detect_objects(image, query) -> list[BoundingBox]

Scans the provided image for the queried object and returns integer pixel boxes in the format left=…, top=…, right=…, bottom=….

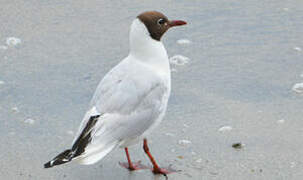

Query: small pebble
left=232, top=142, right=244, bottom=149
left=83, top=75, right=92, bottom=80
left=177, top=155, right=184, bottom=159
left=0, top=81, right=5, bottom=85
left=277, top=119, right=285, bottom=124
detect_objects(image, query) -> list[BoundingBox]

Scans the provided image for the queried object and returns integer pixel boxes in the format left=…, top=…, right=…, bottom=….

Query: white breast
left=129, top=18, right=171, bottom=77
left=74, top=18, right=172, bottom=165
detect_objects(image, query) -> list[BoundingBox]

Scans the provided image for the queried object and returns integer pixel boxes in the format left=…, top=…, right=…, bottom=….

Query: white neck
left=128, top=19, right=170, bottom=73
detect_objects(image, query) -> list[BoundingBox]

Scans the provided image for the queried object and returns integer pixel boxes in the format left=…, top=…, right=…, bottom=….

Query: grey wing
left=91, top=60, right=168, bottom=115
left=72, top=61, right=168, bottom=164
left=73, top=61, right=129, bottom=143
left=90, top=69, right=168, bottom=139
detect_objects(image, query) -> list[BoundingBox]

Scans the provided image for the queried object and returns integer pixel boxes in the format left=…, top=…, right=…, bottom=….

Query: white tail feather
left=77, top=142, right=118, bottom=165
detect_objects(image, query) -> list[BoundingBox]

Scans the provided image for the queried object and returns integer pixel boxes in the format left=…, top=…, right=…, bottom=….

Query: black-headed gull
left=44, top=11, right=186, bottom=176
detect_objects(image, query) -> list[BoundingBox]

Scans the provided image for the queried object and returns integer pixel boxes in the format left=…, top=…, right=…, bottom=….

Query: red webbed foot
left=119, top=161, right=149, bottom=171
left=152, top=164, right=180, bottom=175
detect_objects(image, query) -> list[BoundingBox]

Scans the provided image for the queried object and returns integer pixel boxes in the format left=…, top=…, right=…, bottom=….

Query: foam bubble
left=195, top=158, right=202, bottom=163
left=165, top=132, right=175, bottom=137
left=12, top=107, right=19, bottom=113
left=178, top=139, right=192, bottom=146
left=24, top=118, right=35, bottom=125
left=183, top=123, right=190, bottom=128
left=171, top=68, right=177, bottom=73
left=67, top=130, right=74, bottom=135
left=6, top=37, right=21, bottom=47
left=294, top=47, right=302, bottom=52
left=218, top=126, right=233, bottom=132
left=0, top=45, right=8, bottom=50
left=290, top=162, right=296, bottom=168
left=177, top=39, right=191, bottom=45
left=292, top=83, right=303, bottom=94
left=169, top=55, right=189, bottom=66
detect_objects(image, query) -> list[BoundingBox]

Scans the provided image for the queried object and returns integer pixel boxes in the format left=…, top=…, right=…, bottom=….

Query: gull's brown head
left=137, top=11, right=187, bottom=41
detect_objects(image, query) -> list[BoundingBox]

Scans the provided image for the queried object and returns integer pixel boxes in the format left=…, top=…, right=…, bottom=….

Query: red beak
left=168, top=20, right=187, bottom=27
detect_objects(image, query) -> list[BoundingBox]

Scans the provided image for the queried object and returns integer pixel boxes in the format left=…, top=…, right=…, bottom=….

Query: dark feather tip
left=44, top=161, right=52, bottom=168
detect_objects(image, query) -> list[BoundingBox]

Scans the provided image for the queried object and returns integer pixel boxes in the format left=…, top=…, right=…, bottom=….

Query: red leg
left=119, top=147, right=148, bottom=171
left=143, top=139, right=178, bottom=176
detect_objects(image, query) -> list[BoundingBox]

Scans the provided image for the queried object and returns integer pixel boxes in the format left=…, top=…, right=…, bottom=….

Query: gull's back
left=73, top=54, right=171, bottom=164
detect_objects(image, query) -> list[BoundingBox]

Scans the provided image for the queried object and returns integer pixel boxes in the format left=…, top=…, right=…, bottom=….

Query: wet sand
left=1, top=0, right=303, bottom=179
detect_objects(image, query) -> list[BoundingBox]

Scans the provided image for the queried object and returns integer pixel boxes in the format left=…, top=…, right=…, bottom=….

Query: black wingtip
left=44, top=149, right=73, bottom=169
left=44, top=161, right=52, bottom=168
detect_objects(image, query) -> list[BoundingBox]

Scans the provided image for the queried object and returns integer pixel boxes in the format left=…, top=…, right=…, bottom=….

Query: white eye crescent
left=157, top=18, right=165, bottom=25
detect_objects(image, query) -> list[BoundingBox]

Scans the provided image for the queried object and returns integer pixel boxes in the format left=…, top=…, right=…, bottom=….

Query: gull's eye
left=157, top=18, right=165, bottom=25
